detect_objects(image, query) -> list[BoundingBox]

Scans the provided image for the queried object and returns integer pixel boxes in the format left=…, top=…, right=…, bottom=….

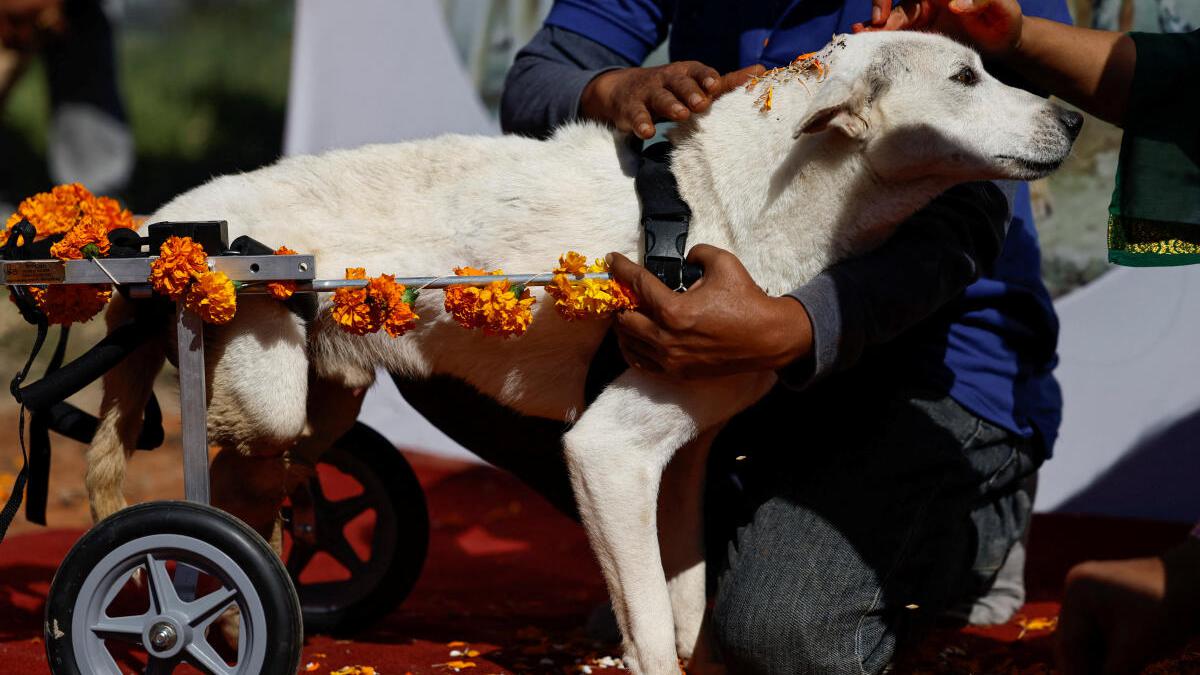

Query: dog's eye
left=951, top=66, right=979, bottom=86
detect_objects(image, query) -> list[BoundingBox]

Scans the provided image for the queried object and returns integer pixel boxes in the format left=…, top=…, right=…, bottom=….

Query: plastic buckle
left=643, top=216, right=689, bottom=291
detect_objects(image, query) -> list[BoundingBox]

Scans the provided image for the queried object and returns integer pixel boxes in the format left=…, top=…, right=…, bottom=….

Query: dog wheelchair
left=0, top=221, right=432, bottom=674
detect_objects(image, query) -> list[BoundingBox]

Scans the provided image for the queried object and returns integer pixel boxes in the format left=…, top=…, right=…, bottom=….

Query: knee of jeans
left=711, top=583, right=893, bottom=675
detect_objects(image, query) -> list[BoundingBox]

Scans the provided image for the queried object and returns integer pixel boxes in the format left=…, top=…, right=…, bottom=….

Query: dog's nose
left=1058, top=109, right=1084, bottom=141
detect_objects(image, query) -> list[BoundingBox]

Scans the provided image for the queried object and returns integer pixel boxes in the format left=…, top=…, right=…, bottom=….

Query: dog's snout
left=1056, top=108, right=1084, bottom=141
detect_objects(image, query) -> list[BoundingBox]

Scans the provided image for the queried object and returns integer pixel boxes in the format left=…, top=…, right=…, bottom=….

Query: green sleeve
left=1107, top=29, right=1200, bottom=266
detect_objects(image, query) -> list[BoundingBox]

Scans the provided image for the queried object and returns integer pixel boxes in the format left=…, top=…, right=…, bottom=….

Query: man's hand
left=852, top=0, right=1024, bottom=61
left=581, top=62, right=766, bottom=139
left=606, top=245, right=813, bottom=379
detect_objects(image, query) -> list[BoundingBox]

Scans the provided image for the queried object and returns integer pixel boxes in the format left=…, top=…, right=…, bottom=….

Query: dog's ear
left=793, top=78, right=871, bottom=140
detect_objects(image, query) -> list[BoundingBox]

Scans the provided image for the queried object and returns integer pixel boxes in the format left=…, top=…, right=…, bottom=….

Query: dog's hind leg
left=564, top=370, right=774, bottom=675
left=659, top=426, right=720, bottom=668
left=205, top=299, right=309, bottom=551
left=87, top=296, right=167, bottom=523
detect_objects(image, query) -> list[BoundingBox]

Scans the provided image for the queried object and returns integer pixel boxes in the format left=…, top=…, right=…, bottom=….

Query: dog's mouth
left=994, top=155, right=1065, bottom=179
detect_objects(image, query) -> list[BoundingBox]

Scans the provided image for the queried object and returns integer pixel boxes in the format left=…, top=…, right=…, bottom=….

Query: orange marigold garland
left=267, top=246, right=298, bottom=300
left=149, top=235, right=209, bottom=300
left=185, top=271, right=238, bottom=325
left=443, top=267, right=535, bottom=338
left=330, top=268, right=419, bottom=337
left=546, top=252, right=637, bottom=320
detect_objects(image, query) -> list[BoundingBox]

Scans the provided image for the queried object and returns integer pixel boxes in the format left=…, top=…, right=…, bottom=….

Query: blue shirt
left=545, top=0, right=1072, bottom=452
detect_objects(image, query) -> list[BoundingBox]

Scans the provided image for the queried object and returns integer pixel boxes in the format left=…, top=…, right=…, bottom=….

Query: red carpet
left=1, top=452, right=1196, bottom=674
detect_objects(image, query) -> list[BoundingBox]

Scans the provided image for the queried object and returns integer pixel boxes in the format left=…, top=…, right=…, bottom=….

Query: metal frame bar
left=175, top=304, right=210, bottom=505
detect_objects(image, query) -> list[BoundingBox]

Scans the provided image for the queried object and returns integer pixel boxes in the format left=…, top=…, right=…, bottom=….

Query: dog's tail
left=85, top=294, right=167, bottom=523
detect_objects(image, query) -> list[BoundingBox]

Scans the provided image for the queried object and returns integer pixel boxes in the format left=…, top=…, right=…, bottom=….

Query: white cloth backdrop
left=284, top=2, right=1200, bottom=520
left=1037, top=266, right=1200, bottom=522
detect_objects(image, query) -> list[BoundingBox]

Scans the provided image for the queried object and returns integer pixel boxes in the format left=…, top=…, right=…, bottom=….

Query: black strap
left=25, top=325, right=70, bottom=525
left=636, top=143, right=703, bottom=291
left=0, top=317, right=48, bottom=543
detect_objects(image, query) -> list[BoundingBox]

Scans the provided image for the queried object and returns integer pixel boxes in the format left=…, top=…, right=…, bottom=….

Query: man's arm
left=500, top=26, right=634, bottom=138
left=780, top=181, right=1009, bottom=386
left=608, top=181, right=1010, bottom=383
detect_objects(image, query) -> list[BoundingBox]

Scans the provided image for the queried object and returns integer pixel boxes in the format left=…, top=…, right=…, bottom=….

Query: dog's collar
left=637, top=142, right=702, bottom=292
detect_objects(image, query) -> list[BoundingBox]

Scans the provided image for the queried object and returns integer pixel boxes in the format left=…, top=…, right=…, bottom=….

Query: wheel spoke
left=90, top=613, right=149, bottom=644
left=187, top=638, right=236, bottom=675
left=98, top=567, right=142, bottom=616
left=327, top=533, right=367, bottom=575
left=184, top=587, right=238, bottom=628
left=144, top=554, right=179, bottom=614
left=286, top=540, right=316, bottom=578
left=144, top=655, right=179, bottom=675
left=330, top=494, right=371, bottom=524
left=309, top=475, right=330, bottom=507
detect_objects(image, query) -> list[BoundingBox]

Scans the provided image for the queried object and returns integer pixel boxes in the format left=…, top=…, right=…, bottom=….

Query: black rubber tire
left=287, top=421, right=429, bottom=634
left=44, top=500, right=303, bottom=675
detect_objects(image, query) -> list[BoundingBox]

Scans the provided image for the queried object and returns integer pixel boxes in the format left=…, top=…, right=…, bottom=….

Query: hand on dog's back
left=580, top=62, right=767, bottom=139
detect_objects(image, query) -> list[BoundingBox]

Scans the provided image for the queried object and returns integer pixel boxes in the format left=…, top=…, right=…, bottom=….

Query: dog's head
left=786, top=31, right=1081, bottom=183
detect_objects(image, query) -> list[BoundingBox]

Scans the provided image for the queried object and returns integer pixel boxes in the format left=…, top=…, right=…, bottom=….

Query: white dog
left=85, top=31, right=1079, bottom=675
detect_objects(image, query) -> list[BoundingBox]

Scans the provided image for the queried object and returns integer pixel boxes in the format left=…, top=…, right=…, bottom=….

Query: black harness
left=582, top=141, right=702, bottom=403
left=636, top=142, right=703, bottom=292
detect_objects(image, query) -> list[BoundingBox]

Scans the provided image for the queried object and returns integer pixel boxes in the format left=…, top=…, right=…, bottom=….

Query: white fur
left=87, top=32, right=1077, bottom=674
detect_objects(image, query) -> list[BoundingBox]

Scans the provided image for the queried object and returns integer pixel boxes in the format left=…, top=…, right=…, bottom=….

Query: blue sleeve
left=1021, top=0, right=1073, bottom=25
left=500, top=26, right=635, bottom=138
left=544, top=0, right=673, bottom=65
left=780, top=182, right=1011, bottom=388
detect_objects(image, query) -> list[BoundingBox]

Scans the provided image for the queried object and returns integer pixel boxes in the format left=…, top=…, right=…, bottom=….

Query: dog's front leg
left=659, top=426, right=721, bottom=671
left=564, top=369, right=774, bottom=675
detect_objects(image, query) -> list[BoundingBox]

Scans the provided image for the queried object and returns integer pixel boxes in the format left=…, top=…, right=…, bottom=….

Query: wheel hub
left=143, top=616, right=186, bottom=658
left=148, top=621, right=177, bottom=650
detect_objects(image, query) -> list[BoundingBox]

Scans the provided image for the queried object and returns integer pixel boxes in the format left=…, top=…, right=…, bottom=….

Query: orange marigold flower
left=28, top=284, right=112, bottom=325
left=444, top=267, right=535, bottom=337
left=332, top=270, right=419, bottom=337
left=546, top=254, right=637, bottom=320
left=369, top=274, right=419, bottom=337
left=185, top=271, right=238, bottom=325
left=554, top=251, right=589, bottom=277
left=80, top=195, right=135, bottom=231
left=442, top=266, right=488, bottom=328
left=1, top=182, right=93, bottom=246
left=332, top=268, right=377, bottom=335
left=150, top=236, right=208, bottom=300
left=266, top=245, right=298, bottom=300
left=49, top=214, right=111, bottom=260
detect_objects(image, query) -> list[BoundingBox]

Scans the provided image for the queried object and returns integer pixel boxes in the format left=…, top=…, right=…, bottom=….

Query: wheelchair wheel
left=283, top=421, right=429, bottom=634
left=44, top=501, right=303, bottom=675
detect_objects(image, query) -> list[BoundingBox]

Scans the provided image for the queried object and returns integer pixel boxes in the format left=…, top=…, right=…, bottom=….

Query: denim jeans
left=706, top=368, right=1040, bottom=675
